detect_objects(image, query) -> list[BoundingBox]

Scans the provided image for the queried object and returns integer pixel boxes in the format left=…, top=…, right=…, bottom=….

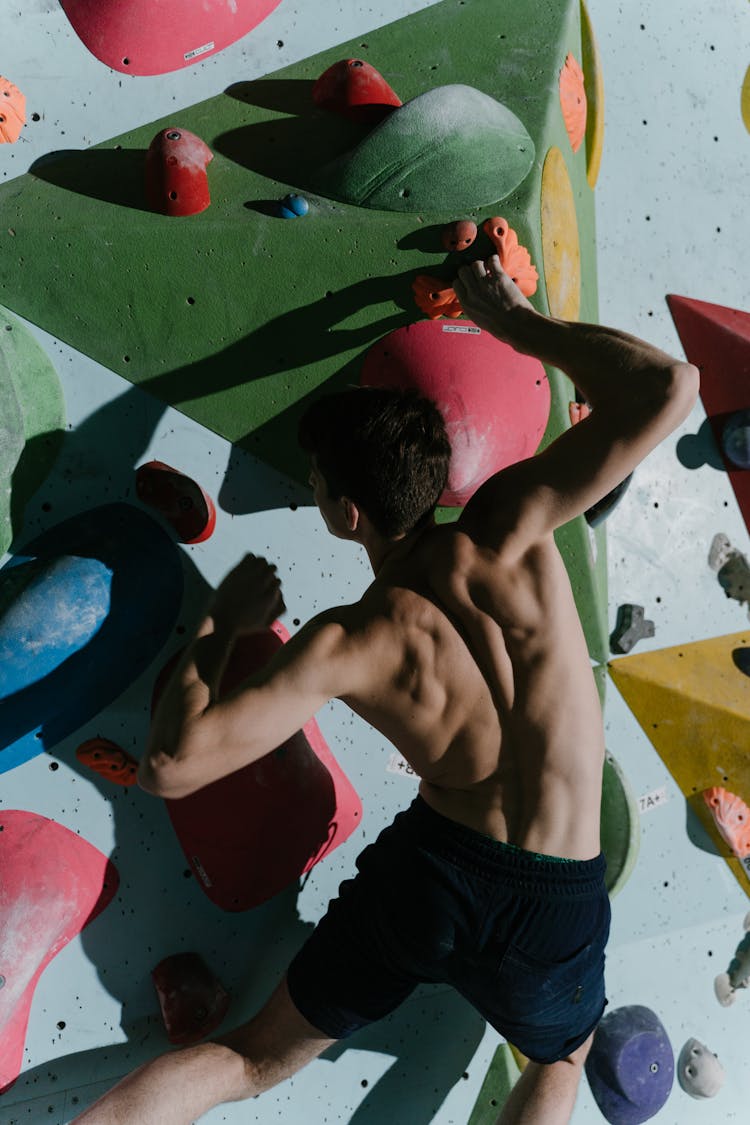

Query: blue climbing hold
left=722, top=409, right=750, bottom=470
left=277, top=192, right=309, bottom=219
left=0, top=502, right=183, bottom=774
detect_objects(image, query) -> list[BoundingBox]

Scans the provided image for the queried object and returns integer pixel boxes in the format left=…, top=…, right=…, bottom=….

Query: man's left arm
left=139, top=554, right=354, bottom=799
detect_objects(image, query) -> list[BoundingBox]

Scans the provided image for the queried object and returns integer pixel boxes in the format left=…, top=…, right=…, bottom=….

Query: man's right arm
left=452, top=256, right=700, bottom=556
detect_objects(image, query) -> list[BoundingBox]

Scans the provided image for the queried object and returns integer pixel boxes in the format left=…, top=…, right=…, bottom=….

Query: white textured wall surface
left=1, top=0, right=749, bottom=1122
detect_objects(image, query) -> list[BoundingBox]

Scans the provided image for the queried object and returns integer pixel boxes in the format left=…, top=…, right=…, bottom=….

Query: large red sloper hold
left=152, top=624, right=362, bottom=912
left=667, top=294, right=750, bottom=534
left=59, top=0, right=283, bottom=76
left=361, top=319, right=550, bottom=508
left=312, top=58, right=402, bottom=124
left=0, top=811, right=119, bottom=1094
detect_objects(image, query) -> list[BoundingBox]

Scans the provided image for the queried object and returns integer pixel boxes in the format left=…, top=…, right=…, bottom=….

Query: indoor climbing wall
left=1, top=2, right=749, bottom=1125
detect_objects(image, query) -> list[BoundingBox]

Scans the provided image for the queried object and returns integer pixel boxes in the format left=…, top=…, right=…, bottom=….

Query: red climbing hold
left=135, top=460, right=216, bottom=543
left=312, top=58, right=402, bottom=125
left=76, top=737, right=139, bottom=786
left=152, top=952, right=230, bottom=1045
left=145, top=128, right=213, bottom=217
left=441, top=220, right=478, bottom=253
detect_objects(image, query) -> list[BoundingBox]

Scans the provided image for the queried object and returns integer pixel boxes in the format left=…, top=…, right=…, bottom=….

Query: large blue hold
left=585, top=1004, right=674, bottom=1124
left=0, top=503, right=184, bottom=774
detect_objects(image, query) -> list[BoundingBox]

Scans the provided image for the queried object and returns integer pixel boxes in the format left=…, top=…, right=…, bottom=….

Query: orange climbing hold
left=559, top=52, right=587, bottom=153
left=412, top=275, right=463, bottom=320
left=703, top=787, right=750, bottom=859
left=0, top=77, right=26, bottom=144
left=482, top=218, right=539, bottom=296
left=76, top=737, right=139, bottom=786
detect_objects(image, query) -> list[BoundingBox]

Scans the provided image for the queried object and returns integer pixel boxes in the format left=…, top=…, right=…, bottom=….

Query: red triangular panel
left=667, top=294, right=750, bottom=533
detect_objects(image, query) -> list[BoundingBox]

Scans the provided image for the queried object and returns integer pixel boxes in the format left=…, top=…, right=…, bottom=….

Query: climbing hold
left=585, top=1005, right=674, bottom=1124
left=609, top=604, right=655, bottom=655
left=58, top=0, right=283, bottom=76
left=580, top=0, right=605, bottom=187
left=151, top=952, right=230, bottom=1045
left=721, top=409, right=750, bottom=469
left=715, top=913, right=750, bottom=1006
left=312, top=58, right=401, bottom=125
left=145, top=128, right=213, bottom=217
left=313, top=85, right=535, bottom=214
left=0, top=305, right=65, bottom=560
left=482, top=217, right=538, bottom=296
left=441, top=220, right=477, bottom=252
left=276, top=192, right=309, bottom=219
left=361, top=319, right=550, bottom=508
left=0, top=503, right=183, bottom=775
left=135, top=460, right=216, bottom=543
left=76, top=737, right=139, bottom=786
left=0, top=810, right=118, bottom=1094
left=676, top=1038, right=725, bottom=1099
left=667, top=294, right=750, bottom=536
left=702, top=787, right=750, bottom=859
left=541, top=146, right=581, bottom=319
left=0, top=77, right=26, bottom=144
left=708, top=532, right=750, bottom=616
left=559, top=52, right=587, bottom=153
left=153, top=622, right=362, bottom=911
left=412, top=275, right=462, bottom=320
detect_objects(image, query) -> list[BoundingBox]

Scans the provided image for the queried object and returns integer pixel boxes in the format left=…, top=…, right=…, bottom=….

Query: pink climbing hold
left=152, top=952, right=231, bottom=1044
left=145, top=128, right=213, bottom=217
left=0, top=810, right=118, bottom=1094
left=135, top=460, right=216, bottom=543
left=312, top=58, right=402, bottom=125
left=361, top=319, right=550, bottom=507
left=702, top=787, right=750, bottom=859
left=58, top=0, right=283, bottom=76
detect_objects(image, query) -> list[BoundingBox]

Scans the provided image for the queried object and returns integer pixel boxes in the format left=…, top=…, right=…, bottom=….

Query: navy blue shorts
left=287, top=796, right=611, bottom=1064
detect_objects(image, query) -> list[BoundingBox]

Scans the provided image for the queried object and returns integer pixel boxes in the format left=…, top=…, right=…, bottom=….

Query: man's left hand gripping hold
left=140, top=553, right=354, bottom=799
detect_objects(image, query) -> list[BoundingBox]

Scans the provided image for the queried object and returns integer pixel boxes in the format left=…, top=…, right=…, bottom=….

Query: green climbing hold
left=0, top=306, right=65, bottom=558
left=312, top=84, right=535, bottom=213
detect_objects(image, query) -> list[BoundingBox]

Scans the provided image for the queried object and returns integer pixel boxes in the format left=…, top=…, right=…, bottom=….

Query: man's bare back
left=335, top=520, right=604, bottom=860
left=75, top=256, right=699, bottom=1125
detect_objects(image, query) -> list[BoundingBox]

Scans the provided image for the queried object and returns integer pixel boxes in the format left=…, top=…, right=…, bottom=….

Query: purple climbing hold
left=585, top=1004, right=674, bottom=1124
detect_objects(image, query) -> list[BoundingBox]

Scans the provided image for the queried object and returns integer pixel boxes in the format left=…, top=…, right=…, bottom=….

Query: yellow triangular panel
left=609, top=632, right=750, bottom=895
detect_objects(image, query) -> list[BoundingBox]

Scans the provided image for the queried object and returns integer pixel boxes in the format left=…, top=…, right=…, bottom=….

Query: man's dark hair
left=298, top=386, right=452, bottom=539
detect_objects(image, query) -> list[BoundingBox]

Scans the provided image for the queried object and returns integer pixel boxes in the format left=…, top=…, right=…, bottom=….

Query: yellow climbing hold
left=742, top=63, right=750, bottom=134
left=580, top=0, right=605, bottom=187
left=540, top=146, right=581, bottom=321
left=609, top=631, right=750, bottom=896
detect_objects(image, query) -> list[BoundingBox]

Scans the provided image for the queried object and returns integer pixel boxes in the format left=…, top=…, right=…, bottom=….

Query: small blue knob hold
left=722, top=409, right=750, bottom=470
left=277, top=193, right=309, bottom=219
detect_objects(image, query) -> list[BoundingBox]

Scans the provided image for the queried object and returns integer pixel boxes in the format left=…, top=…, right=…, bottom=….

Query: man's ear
left=342, top=498, right=360, bottom=533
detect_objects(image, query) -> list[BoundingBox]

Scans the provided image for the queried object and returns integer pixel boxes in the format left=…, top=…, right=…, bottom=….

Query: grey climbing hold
left=708, top=533, right=750, bottom=617
left=677, top=1038, right=725, bottom=1099
left=609, top=604, right=655, bottom=655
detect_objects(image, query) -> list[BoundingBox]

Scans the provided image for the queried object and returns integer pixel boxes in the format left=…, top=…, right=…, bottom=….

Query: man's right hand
left=211, top=553, right=286, bottom=636
left=453, top=255, right=537, bottom=348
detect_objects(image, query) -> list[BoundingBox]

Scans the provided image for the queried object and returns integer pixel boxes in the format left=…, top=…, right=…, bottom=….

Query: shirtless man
left=73, top=257, right=698, bottom=1125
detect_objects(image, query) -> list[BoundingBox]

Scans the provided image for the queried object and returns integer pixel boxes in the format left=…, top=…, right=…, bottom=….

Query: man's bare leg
left=72, top=978, right=335, bottom=1125
left=496, top=1034, right=593, bottom=1125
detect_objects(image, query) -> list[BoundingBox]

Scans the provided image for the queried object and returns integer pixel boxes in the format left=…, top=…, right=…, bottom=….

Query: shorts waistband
left=402, top=796, right=607, bottom=898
